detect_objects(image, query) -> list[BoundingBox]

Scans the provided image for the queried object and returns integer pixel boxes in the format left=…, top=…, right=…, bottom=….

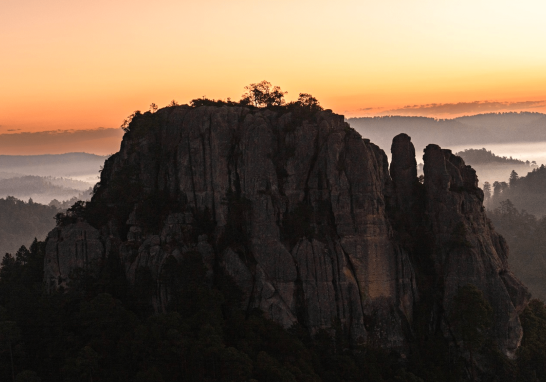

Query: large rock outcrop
left=43, top=106, right=528, bottom=356
left=422, top=144, right=528, bottom=356
left=389, top=134, right=529, bottom=357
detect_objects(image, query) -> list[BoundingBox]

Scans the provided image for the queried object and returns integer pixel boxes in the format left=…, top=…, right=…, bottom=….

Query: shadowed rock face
left=43, top=106, right=528, bottom=356
left=422, top=144, right=529, bottom=357
left=44, top=222, right=104, bottom=292
left=389, top=134, right=529, bottom=357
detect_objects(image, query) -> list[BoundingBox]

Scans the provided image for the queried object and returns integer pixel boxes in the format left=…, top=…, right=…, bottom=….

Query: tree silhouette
left=149, top=103, right=158, bottom=113
left=499, top=199, right=517, bottom=216
left=483, top=181, right=491, bottom=200
left=294, top=93, right=322, bottom=111
left=509, top=170, right=519, bottom=187
left=240, top=81, right=287, bottom=107
left=120, top=111, right=141, bottom=132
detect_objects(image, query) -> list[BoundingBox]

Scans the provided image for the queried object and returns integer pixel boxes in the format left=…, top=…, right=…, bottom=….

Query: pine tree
left=483, top=182, right=491, bottom=200
left=509, top=170, right=519, bottom=187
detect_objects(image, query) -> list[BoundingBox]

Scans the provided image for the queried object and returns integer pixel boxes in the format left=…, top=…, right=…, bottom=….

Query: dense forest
left=0, top=197, right=59, bottom=259
left=453, top=149, right=536, bottom=185
left=2, top=234, right=546, bottom=381
left=484, top=165, right=546, bottom=303
left=488, top=200, right=546, bottom=301
left=486, top=165, right=546, bottom=217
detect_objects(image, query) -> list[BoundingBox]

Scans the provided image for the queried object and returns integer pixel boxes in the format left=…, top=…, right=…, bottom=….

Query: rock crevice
left=43, top=106, right=528, bottom=355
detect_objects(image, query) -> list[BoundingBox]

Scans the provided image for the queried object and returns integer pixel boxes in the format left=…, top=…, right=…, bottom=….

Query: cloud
left=377, top=100, right=546, bottom=117
left=7, top=129, right=21, bottom=132
left=0, top=128, right=124, bottom=155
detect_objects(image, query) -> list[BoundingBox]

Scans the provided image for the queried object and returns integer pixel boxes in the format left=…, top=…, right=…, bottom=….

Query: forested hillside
left=0, top=197, right=59, bottom=258
left=0, top=176, right=92, bottom=205
left=456, top=148, right=534, bottom=166
left=486, top=165, right=546, bottom=216
left=455, top=148, right=536, bottom=185
left=2, top=235, right=546, bottom=381
left=488, top=200, right=546, bottom=301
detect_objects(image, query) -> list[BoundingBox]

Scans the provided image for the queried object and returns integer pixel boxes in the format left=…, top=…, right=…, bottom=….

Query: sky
left=1, top=0, right=546, bottom=154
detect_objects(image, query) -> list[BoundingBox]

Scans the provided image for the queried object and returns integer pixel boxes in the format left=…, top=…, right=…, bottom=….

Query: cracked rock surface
left=43, top=106, right=528, bottom=355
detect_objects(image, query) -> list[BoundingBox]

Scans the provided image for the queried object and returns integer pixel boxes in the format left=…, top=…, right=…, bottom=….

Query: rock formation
left=43, top=105, right=529, bottom=357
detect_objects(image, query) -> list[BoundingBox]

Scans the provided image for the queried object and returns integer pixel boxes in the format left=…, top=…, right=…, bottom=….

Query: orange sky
left=1, top=0, right=546, bottom=154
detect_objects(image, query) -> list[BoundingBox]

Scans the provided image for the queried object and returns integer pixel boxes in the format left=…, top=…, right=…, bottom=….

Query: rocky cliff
left=43, top=105, right=529, bottom=358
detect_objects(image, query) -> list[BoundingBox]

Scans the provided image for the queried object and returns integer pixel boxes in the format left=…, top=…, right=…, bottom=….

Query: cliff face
left=390, top=135, right=530, bottom=357
left=43, top=106, right=528, bottom=356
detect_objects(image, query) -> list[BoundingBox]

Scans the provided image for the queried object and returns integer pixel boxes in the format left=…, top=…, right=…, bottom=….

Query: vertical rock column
left=422, top=144, right=529, bottom=357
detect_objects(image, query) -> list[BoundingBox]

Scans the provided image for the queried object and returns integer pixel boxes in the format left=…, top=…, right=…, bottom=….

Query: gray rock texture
left=422, top=144, right=529, bottom=357
left=44, top=221, right=104, bottom=292
left=43, top=106, right=528, bottom=356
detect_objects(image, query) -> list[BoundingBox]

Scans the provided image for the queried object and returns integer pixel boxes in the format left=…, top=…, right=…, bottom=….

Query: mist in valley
left=0, top=153, right=104, bottom=258
left=350, top=111, right=546, bottom=183
left=0, top=152, right=107, bottom=181
left=0, top=152, right=105, bottom=203
left=350, top=112, right=546, bottom=301
left=3, top=112, right=546, bottom=303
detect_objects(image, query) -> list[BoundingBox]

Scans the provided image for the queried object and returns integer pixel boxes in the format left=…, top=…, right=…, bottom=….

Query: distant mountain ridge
left=0, top=175, right=92, bottom=205
left=348, top=112, right=546, bottom=156
left=455, top=148, right=534, bottom=166
left=0, top=152, right=107, bottom=167
left=0, top=152, right=107, bottom=180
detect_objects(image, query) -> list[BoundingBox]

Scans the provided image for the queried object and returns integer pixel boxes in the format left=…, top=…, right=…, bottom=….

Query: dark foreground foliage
left=0, top=237, right=425, bottom=382
left=0, top=196, right=60, bottom=259
left=2, top=236, right=546, bottom=381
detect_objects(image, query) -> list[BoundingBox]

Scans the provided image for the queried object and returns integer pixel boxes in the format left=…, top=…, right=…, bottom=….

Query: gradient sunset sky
left=2, top=0, right=546, bottom=154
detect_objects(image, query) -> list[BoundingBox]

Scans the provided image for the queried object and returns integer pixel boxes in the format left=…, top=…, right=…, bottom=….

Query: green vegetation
left=3, top=234, right=533, bottom=381
left=0, top=236, right=432, bottom=382
left=123, top=82, right=325, bottom=134
left=487, top=164, right=546, bottom=216
left=241, top=80, right=287, bottom=107
left=517, top=299, right=546, bottom=381
left=0, top=196, right=59, bottom=260
left=488, top=199, right=546, bottom=301
left=120, top=110, right=141, bottom=133
left=456, top=148, right=534, bottom=166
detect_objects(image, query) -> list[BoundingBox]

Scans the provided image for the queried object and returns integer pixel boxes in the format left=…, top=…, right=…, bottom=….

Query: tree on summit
left=293, top=93, right=322, bottom=113
left=240, top=81, right=287, bottom=107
